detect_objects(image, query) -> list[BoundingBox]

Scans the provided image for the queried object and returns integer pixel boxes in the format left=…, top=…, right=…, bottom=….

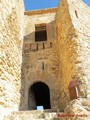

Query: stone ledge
left=24, top=8, right=57, bottom=16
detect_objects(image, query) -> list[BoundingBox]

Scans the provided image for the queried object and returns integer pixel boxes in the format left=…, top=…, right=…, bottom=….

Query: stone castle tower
left=23, top=8, right=60, bottom=110
left=0, top=0, right=90, bottom=119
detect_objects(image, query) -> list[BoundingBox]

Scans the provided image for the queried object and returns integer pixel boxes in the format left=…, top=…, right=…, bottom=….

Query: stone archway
left=28, top=82, right=51, bottom=110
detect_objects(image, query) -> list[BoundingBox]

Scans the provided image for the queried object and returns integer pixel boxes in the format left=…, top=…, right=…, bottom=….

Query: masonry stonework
left=0, top=0, right=90, bottom=120
left=56, top=0, right=79, bottom=110
left=0, top=0, right=24, bottom=119
left=21, top=8, right=60, bottom=110
left=56, top=0, right=90, bottom=119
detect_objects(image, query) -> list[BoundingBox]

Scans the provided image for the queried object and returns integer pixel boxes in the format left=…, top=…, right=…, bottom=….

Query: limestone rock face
left=64, top=98, right=90, bottom=120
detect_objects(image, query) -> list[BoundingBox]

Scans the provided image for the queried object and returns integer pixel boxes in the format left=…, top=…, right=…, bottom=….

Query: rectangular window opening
left=35, top=24, right=47, bottom=42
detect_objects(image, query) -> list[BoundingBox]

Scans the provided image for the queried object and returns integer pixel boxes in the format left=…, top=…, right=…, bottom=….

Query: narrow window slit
left=75, top=11, right=78, bottom=18
left=42, top=62, right=45, bottom=70
left=50, top=42, right=52, bottom=47
left=37, top=43, right=38, bottom=50
left=43, top=43, right=45, bottom=49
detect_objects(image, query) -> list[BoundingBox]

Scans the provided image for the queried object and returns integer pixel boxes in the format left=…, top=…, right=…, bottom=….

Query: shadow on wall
left=21, top=32, right=54, bottom=52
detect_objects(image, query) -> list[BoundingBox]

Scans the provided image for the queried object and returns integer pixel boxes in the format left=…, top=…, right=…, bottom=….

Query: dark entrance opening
left=35, top=24, right=47, bottom=42
left=28, top=82, right=51, bottom=110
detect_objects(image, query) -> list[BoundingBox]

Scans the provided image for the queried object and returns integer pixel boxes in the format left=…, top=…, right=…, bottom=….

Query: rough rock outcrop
left=65, top=98, right=90, bottom=120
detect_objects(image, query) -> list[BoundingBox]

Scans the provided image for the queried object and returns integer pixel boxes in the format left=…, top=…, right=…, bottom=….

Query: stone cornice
left=24, top=7, right=57, bottom=16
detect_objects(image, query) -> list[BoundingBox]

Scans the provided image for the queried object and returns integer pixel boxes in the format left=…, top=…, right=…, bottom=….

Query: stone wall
left=67, top=0, right=90, bottom=99
left=0, top=0, right=24, bottom=119
left=56, top=0, right=90, bottom=116
left=21, top=9, right=60, bottom=110
left=0, top=0, right=90, bottom=119
left=56, top=0, right=78, bottom=110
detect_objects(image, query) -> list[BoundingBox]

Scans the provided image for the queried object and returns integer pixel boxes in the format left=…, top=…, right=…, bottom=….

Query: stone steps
left=4, top=109, right=63, bottom=120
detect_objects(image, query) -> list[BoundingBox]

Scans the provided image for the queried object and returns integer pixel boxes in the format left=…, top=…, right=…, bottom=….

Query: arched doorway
left=28, top=82, right=51, bottom=110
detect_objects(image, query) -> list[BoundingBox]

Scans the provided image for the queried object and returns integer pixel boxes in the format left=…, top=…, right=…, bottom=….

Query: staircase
left=4, top=109, right=63, bottom=120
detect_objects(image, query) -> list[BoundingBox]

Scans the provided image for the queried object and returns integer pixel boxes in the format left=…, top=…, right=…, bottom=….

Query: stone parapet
left=24, top=8, right=57, bottom=16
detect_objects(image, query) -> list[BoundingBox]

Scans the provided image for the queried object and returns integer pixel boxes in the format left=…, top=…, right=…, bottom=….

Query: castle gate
left=28, top=82, right=51, bottom=110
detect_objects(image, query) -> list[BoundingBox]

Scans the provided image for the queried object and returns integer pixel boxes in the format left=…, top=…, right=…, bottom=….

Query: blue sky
left=83, top=0, right=90, bottom=6
left=24, top=0, right=59, bottom=10
left=24, top=0, right=90, bottom=11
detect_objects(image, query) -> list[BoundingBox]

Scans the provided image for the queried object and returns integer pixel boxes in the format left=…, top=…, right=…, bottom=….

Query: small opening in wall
left=42, top=62, right=45, bottom=70
left=43, top=43, right=45, bottom=49
left=75, top=10, right=78, bottom=18
left=35, top=24, right=47, bottom=42
left=50, top=42, right=52, bottom=47
left=37, top=43, right=38, bottom=50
